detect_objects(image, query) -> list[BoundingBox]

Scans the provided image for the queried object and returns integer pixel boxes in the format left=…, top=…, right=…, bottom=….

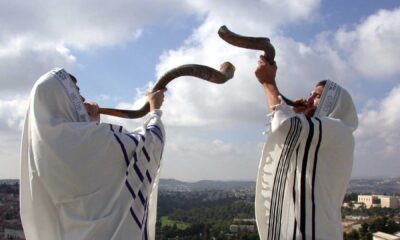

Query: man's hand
left=292, top=98, right=308, bottom=113
left=255, top=55, right=280, bottom=112
left=84, top=102, right=100, bottom=123
left=255, top=55, right=277, bottom=86
left=147, top=89, right=167, bottom=111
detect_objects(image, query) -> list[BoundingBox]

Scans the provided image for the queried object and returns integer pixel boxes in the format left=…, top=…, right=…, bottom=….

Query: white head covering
left=256, top=80, right=357, bottom=240
left=20, top=68, right=165, bottom=240
left=314, top=80, right=358, bottom=130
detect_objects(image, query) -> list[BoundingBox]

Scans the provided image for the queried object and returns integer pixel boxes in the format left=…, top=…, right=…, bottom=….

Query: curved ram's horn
left=218, top=25, right=303, bottom=107
left=99, top=62, right=235, bottom=119
left=218, top=25, right=275, bottom=65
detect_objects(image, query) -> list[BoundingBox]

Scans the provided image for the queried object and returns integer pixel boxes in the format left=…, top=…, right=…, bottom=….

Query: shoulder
left=270, top=102, right=299, bottom=132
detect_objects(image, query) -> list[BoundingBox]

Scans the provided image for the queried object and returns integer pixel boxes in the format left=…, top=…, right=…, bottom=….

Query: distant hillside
left=347, top=177, right=400, bottom=194
left=159, top=178, right=255, bottom=192
left=0, top=179, right=19, bottom=185
left=159, top=177, right=400, bottom=194
left=2, top=177, right=399, bottom=194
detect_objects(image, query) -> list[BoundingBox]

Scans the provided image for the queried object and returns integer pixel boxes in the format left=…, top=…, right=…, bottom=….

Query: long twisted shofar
left=218, top=25, right=302, bottom=107
left=99, top=62, right=235, bottom=118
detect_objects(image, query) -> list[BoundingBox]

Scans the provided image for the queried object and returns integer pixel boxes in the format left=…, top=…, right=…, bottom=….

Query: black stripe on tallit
left=311, top=118, right=322, bottom=240
left=274, top=118, right=302, bottom=239
left=267, top=118, right=296, bottom=239
left=300, top=117, right=314, bottom=239
left=291, top=145, right=300, bottom=239
left=293, top=145, right=300, bottom=202
left=268, top=117, right=302, bottom=240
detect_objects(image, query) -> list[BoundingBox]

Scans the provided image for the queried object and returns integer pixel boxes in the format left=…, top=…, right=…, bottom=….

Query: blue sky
left=1, top=0, right=399, bottom=181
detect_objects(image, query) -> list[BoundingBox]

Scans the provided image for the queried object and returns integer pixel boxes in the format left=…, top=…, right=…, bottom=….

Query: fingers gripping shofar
left=218, top=25, right=302, bottom=107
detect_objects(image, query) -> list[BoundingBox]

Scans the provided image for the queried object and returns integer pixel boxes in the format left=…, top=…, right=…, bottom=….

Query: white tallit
left=255, top=81, right=358, bottom=240
left=20, top=68, right=165, bottom=240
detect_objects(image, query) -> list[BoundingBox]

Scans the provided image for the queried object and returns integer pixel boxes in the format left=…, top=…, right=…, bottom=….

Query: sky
left=1, top=0, right=399, bottom=181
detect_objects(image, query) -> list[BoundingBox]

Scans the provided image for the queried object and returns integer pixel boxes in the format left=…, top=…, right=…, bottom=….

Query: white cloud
left=0, top=0, right=192, bottom=93
left=0, top=96, right=29, bottom=132
left=160, top=128, right=264, bottom=181
left=187, top=0, right=320, bottom=31
left=353, top=84, right=400, bottom=177
left=0, top=0, right=189, bottom=49
left=0, top=96, right=29, bottom=179
left=335, top=8, right=400, bottom=79
left=0, top=42, right=76, bottom=93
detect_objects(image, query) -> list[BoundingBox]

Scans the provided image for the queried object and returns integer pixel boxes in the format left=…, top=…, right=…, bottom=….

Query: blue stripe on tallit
left=146, top=170, right=152, bottom=183
left=148, top=128, right=163, bottom=143
left=138, top=191, right=146, bottom=206
left=134, top=164, right=144, bottom=182
left=138, top=134, right=145, bottom=141
left=130, top=207, right=142, bottom=229
left=148, top=125, right=163, bottom=137
left=134, top=133, right=150, bottom=162
left=125, top=134, right=139, bottom=146
left=125, top=180, right=136, bottom=199
left=113, top=133, right=130, bottom=166
left=142, top=147, right=150, bottom=162
left=143, top=203, right=149, bottom=240
left=110, top=122, right=163, bottom=239
left=147, top=125, right=163, bottom=139
left=112, top=126, right=143, bottom=231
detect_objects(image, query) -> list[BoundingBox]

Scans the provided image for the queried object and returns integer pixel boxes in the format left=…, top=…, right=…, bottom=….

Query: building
left=358, top=195, right=400, bottom=209
left=373, top=231, right=400, bottom=240
left=4, top=227, right=25, bottom=239
left=229, top=218, right=256, bottom=233
left=358, top=195, right=380, bottom=208
left=380, top=196, right=399, bottom=208
left=229, top=224, right=256, bottom=233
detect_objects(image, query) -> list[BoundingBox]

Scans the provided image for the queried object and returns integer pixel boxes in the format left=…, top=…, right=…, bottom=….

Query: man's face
left=70, top=77, right=86, bottom=102
left=303, top=85, right=324, bottom=117
left=307, top=85, right=324, bottom=107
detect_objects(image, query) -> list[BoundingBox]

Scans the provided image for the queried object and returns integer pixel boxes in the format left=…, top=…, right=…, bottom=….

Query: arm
left=146, top=89, right=167, bottom=143
left=254, top=55, right=280, bottom=112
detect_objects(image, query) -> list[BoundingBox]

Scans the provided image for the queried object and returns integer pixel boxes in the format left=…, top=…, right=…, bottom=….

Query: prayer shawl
left=20, top=68, right=165, bottom=240
left=255, top=81, right=358, bottom=240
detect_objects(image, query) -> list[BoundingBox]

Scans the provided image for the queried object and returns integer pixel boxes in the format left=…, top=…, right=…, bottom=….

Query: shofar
left=218, top=25, right=303, bottom=107
left=99, top=62, right=235, bottom=118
